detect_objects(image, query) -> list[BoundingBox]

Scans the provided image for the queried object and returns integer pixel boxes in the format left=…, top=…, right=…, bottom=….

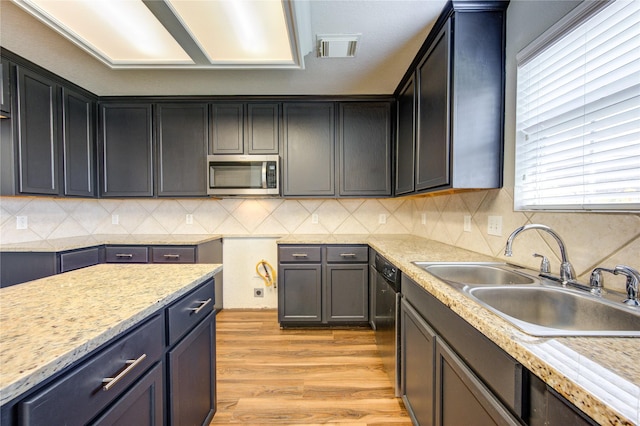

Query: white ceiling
left=0, top=0, right=447, bottom=96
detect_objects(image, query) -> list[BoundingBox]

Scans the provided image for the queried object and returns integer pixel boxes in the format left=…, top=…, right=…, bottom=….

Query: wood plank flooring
left=210, top=309, right=412, bottom=425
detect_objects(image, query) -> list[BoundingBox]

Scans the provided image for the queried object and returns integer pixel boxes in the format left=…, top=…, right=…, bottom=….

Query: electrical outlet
left=111, top=214, right=119, bottom=225
left=311, top=213, right=319, bottom=224
left=16, top=216, right=28, bottom=230
left=379, top=214, right=387, bottom=224
left=464, top=215, right=472, bottom=232
left=253, top=288, right=264, bottom=298
left=421, top=213, right=427, bottom=225
left=186, top=214, right=194, bottom=225
left=487, top=215, right=503, bottom=236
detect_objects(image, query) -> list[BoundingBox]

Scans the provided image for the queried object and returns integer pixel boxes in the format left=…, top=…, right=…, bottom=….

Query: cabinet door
left=16, top=66, right=60, bottom=195
left=1, top=58, right=11, bottom=115
left=324, top=264, right=368, bottom=323
left=100, top=103, right=153, bottom=196
left=435, top=339, right=519, bottom=426
left=396, top=77, right=416, bottom=195
left=247, top=103, right=279, bottom=154
left=338, top=102, right=391, bottom=196
left=401, top=297, right=436, bottom=426
left=156, top=103, right=208, bottom=196
left=92, top=362, right=164, bottom=426
left=210, top=103, right=243, bottom=154
left=416, top=23, right=450, bottom=191
left=168, top=310, right=216, bottom=426
left=278, top=264, right=322, bottom=323
left=62, top=88, right=96, bottom=197
left=282, top=103, right=335, bottom=196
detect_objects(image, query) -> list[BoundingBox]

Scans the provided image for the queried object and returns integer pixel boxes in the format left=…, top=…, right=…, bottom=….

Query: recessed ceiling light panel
left=13, top=0, right=193, bottom=65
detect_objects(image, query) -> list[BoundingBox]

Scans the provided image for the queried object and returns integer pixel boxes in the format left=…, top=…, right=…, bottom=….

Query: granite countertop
left=0, top=263, right=221, bottom=406
left=0, top=234, right=223, bottom=252
left=279, top=234, right=640, bottom=425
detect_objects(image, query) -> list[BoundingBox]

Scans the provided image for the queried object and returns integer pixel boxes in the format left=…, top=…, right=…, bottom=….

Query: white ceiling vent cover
left=317, top=34, right=360, bottom=58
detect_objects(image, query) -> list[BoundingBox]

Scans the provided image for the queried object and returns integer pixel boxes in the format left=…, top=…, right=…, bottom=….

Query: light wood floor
left=210, top=309, right=412, bottom=426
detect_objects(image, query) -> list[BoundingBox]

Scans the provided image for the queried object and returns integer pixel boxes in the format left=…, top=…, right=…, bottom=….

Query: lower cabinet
left=168, top=310, right=216, bottom=425
left=5, top=278, right=216, bottom=426
left=278, top=244, right=368, bottom=326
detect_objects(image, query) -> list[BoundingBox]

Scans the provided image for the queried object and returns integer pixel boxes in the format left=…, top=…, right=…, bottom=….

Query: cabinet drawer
left=59, top=247, right=100, bottom=273
left=151, top=247, right=196, bottom=263
left=325, top=245, right=368, bottom=263
left=19, top=315, right=164, bottom=426
left=105, top=246, right=148, bottom=263
left=278, top=246, right=322, bottom=263
left=167, top=279, right=215, bottom=346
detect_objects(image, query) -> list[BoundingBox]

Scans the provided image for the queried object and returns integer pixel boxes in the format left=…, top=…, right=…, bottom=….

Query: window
left=515, top=0, right=639, bottom=211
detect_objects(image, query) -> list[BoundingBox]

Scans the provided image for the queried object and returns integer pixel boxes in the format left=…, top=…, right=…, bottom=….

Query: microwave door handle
left=261, top=162, right=267, bottom=189
left=209, top=166, right=215, bottom=188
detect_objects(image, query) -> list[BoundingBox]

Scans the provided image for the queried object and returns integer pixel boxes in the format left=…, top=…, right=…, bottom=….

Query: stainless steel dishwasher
left=371, top=252, right=401, bottom=396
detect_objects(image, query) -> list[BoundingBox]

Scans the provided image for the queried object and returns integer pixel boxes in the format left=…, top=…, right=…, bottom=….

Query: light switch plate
left=487, top=215, right=503, bottom=236
left=464, top=215, right=472, bottom=232
left=16, top=216, right=28, bottom=230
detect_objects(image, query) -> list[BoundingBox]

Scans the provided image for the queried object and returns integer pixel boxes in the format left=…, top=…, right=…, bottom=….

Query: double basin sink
left=413, top=262, right=640, bottom=337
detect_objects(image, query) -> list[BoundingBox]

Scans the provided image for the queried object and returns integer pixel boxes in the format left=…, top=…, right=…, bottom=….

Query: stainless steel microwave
left=207, top=155, right=279, bottom=196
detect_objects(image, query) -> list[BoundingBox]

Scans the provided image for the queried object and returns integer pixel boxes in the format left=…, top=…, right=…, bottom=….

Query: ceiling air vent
left=317, top=34, right=360, bottom=58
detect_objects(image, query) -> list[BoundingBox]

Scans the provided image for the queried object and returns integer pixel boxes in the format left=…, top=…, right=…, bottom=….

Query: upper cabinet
left=99, top=103, right=153, bottom=197
left=338, top=102, right=391, bottom=197
left=62, top=88, right=96, bottom=197
left=282, top=102, right=335, bottom=197
left=395, top=2, right=507, bottom=195
left=1, top=58, right=11, bottom=117
left=156, top=103, right=208, bottom=197
left=210, top=103, right=279, bottom=155
left=282, top=101, right=392, bottom=198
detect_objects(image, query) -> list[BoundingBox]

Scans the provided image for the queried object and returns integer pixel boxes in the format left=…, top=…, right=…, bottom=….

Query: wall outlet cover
left=311, top=213, right=319, bottom=224
left=379, top=214, right=387, bottom=224
left=253, top=288, right=264, bottom=298
left=487, top=215, right=503, bottom=236
left=464, top=215, right=472, bottom=232
left=111, top=214, right=119, bottom=225
left=16, top=216, right=28, bottom=230
left=421, top=213, right=427, bottom=225
left=186, top=214, right=194, bottom=225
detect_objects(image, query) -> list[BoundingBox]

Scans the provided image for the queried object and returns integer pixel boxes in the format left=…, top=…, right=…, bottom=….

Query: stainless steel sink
left=467, top=286, right=640, bottom=337
left=412, top=261, right=640, bottom=337
left=413, top=262, right=536, bottom=286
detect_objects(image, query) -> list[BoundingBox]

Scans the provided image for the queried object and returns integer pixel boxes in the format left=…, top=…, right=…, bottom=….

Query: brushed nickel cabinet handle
left=189, top=298, right=212, bottom=315
left=163, top=254, right=180, bottom=259
left=102, top=353, right=147, bottom=391
left=340, top=253, right=357, bottom=257
left=291, top=253, right=308, bottom=258
left=116, top=253, right=134, bottom=259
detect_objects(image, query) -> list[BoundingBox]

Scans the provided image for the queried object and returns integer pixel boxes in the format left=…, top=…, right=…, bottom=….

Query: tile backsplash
left=1, top=188, right=638, bottom=292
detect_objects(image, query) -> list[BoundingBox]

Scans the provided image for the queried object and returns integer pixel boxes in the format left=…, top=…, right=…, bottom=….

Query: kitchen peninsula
left=0, top=262, right=221, bottom=425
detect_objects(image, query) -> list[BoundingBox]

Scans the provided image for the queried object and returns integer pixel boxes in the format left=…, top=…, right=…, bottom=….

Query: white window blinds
left=515, top=0, right=640, bottom=211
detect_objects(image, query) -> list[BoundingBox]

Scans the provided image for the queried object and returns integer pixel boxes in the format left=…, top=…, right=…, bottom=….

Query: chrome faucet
left=504, top=224, right=576, bottom=284
left=591, top=265, right=640, bottom=306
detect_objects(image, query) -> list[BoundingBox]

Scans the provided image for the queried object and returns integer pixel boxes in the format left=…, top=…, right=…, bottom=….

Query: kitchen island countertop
left=0, top=263, right=221, bottom=406
left=279, top=234, right=640, bottom=426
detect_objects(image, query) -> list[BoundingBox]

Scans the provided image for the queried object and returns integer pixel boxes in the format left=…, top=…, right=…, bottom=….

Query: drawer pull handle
left=163, top=254, right=180, bottom=259
left=291, top=253, right=308, bottom=258
left=340, top=253, right=357, bottom=257
left=116, top=253, right=134, bottom=259
left=102, top=353, right=147, bottom=391
left=189, top=298, right=212, bottom=315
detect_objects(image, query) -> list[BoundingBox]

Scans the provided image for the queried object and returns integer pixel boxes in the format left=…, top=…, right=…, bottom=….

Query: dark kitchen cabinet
left=16, top=66, right=59, bottom=195
left=278, top=244, right=369, bottom=326
left=168, top=310, right=216, bottom=425
left=1, top=58, right=11, bottom=116
left=395, top=77, right=415, bottom=195
left=401, top=275, right=523, bottom=425
left=156, top=103, right=208, bottom=196
left=416, top=23, right=450, bottom=191
left=62, top=87, right=96, bottom=197
left=395, top=3, right=506, bottom=195
left=338, top=102, right=391, bottom=196
left=210, top=103, right=279, bottom=155
left=99, top=103, right=153, bottom=197
left=282, top=103, right=335, bottom=196
left=92, top=362, right=164, bottom=426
